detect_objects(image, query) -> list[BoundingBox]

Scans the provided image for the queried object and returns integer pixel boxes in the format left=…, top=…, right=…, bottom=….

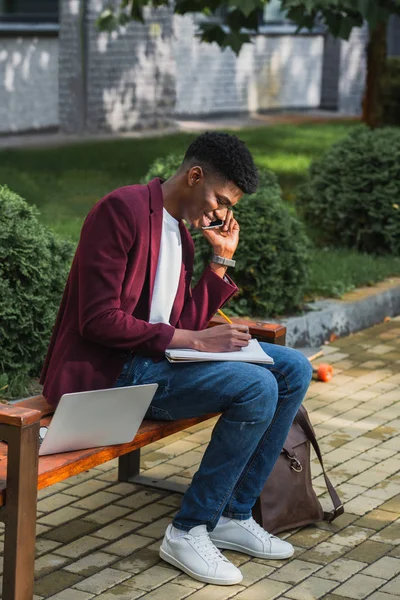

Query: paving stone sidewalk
left=5, top=318, right=400, bottom=600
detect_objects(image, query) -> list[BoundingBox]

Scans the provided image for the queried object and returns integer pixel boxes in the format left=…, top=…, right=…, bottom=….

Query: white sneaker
left=209, top=516, right=294, bottom=559
left=159, top=524, right=243, bottom=585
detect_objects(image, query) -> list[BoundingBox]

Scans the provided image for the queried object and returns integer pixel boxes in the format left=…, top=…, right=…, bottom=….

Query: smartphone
left=202, top=219, right=224, bottom=230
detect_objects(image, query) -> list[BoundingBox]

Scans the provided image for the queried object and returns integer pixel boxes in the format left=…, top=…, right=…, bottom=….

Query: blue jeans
left=115, top=342, right=312, bottom=532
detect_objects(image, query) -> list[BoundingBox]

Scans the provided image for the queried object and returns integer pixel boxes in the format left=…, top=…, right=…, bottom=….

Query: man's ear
left=187, top=166, right=204, bottom=187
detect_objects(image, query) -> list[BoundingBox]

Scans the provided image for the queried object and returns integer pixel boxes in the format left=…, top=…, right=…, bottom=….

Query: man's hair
left=183, top=131, right=258, bottom=194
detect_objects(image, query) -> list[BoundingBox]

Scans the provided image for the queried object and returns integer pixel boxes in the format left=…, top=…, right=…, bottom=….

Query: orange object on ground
left=314, top=363, right=334, bottom=382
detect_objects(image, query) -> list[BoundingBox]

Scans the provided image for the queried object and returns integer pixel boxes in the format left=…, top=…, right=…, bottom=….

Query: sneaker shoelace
left=241, top=517, right=276, bottom=541
left=192, top=531, right=229, bottom=563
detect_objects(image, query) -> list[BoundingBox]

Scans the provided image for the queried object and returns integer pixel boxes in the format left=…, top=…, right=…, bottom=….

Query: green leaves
left=96, top=0, right=400, bottom=53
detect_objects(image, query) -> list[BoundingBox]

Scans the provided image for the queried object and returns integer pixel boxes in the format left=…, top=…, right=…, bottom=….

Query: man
left=41, top=132, right=312, bottom=586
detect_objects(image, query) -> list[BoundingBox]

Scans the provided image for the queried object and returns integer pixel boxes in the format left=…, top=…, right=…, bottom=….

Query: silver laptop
left=39, top=383, right=158, bottom=456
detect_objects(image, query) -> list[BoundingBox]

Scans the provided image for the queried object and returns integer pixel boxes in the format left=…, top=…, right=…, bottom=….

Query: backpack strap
left=295, top=407, right=344, bottom=522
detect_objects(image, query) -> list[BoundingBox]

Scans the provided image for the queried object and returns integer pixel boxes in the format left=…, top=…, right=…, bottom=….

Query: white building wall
left=174, top=16, right=324, bottom=116
left=338, top=24, right=368, bottom=115
left=0, top=36, right=58, bottom=133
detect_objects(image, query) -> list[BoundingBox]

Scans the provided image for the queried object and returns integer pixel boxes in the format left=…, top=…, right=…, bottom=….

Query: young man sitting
left=40, top=132, right=312, bottom=586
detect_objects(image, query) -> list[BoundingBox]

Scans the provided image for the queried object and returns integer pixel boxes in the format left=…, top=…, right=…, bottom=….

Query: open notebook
left=165, top=338, right=274, bottom=364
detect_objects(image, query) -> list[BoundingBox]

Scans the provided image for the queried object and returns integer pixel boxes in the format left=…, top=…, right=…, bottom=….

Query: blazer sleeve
left=176, top=264, right=238, bottom=330
left=77, top=195, right=175, bottom=356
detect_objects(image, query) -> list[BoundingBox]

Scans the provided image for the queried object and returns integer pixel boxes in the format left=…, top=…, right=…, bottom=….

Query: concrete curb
left=273, top=281, right=400, bottom=348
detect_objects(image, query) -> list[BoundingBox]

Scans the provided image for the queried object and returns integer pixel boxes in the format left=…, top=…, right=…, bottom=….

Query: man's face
left=184, top=166, right=243, bottom=229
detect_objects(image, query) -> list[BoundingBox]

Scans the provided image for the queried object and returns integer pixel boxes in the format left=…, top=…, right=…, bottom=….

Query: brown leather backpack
left=253, top=405, right=344, bottom=534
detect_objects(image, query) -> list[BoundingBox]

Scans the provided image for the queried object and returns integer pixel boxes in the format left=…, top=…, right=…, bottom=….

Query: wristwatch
left=211, top=254, right=236, bottom=268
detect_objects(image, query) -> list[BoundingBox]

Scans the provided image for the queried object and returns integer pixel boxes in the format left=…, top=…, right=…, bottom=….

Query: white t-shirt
left=149, top=208, right=182, bottom=325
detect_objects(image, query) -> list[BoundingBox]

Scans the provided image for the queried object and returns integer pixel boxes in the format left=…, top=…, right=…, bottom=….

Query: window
left=263, top=0, right=289, bottom=24
left=0, top=0, right=59, bottom=24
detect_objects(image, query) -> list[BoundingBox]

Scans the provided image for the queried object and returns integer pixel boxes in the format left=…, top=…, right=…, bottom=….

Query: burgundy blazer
left=40, top=178, right=238, bottom=407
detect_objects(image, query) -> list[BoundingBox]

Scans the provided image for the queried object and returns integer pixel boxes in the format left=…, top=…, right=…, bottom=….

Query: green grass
left=1, top=120, right=399, bottom=303
left=307, top=248, right=400, bottom=300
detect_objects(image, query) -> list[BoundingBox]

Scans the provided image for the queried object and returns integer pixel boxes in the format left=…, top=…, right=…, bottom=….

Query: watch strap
left=211, top=254, right=236, bottom=268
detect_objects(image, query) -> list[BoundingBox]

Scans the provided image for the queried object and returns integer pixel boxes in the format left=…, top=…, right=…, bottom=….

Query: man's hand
left=168, top=324, right=251, bottom=353
left=201, top=210, right=239, bottom=259
left=193, top=324, right=251, bottom=352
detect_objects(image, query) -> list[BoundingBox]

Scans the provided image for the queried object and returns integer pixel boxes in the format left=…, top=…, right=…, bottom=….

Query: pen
left=217, top=308, right=233, bottom=324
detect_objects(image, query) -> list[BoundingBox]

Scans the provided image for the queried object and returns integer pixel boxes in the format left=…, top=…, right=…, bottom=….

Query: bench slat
left=0, top=396, right=218, bottom=506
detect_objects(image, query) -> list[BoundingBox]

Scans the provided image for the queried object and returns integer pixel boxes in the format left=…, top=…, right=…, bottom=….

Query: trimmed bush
left=143, top=156, right=310, bottom=316
left=296, top=126, right=400, bottom=255
left=382, top=58, right=400, bottom=126
left=0, top=185, right=73, bottom=396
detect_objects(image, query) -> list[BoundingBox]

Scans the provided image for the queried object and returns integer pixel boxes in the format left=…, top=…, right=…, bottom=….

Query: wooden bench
left=0, top=320, right=285, bottom=600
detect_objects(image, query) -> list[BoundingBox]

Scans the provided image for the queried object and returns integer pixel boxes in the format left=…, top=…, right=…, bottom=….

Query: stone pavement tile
left=233, top=579, right=290, bottom=600
left=74, top=567, right=131, bottom=594
left=116, top=490, right=163, bottom=510
left=113, top=547, right=161, bottom=574
left=37, top=493, right=77, bottom=513
left=167, top=449, right=205, bottom=468
left=64, top=551, right=117, bottom=576
left=363, top=556, right=400, bottom=579
left=137, top=581, right=202, bottom=599
left=388, top=545, right=400, bottom=557
left=35, top=538, right=62, bottom=557
left=184, top=585, right=246, bottom=599
left=104, top=533, right=154, bottom=557
left=54, top=535, right=106, bottom=558
left=37, top=482, right=70, bottom=500
left=333, top=573, right=387, bottom=599
left=299, top=542, right=347, bottom=565
left=38, top=506, right=87, bottom=527
left=323, top=448, right=360, bottom=466
left=361, top=445, right=399, bottom=464
left=123, top=564, right=179, bottom=591
left=345, top=541, right=395, bottom=563
left=95, top=469, right=118, bottom=483
left=34, top=570, right=83, bottom=597
left=238, top=561, right=275, bottom=585
left=67, top=479, right=111, bottom=498
left=354, top=509, right=399, bottom=531
left=125, top=501, right=173, bottom=523
left=328, top=526, right=375, bottom=548
left=72, top=491, right=121, bottom=511
left=371, top=521, right=400, bottom=545
left=365, top=482, right=400, bottom=502
left=94, top=585, right=145, bottom=599
left=46, top=589, right=95, bottom=600
left=183, top=428, right=213, bottom=445
left=375, top=456, right=400, bottom=475
left=284, top=576, right=338, bottom=599
left=285, top=528, right=332, bottom=549
left=36, top=523, right=52, bottom=536
left=378, top=436, right=400, bottom=452
left=158, top=493, right=184, bottom=508
left=104, top=482, right=140, bottom=496
left=92, top=458, right=119, bottom=472
left=157, top=440, right=201, bottom=457
left=83, top=504, right=132, bottom=525
left=380, top=495, right=400, bottom=514
left=135, top=517, right=171, bottom=539
left=316, top=558, right=366, bottom=582
left=64, top=470, right=98, bottom=486
left=93, top=518, right=141, bottom=540
left=380, top=574, right=400, bottom=594
left=343, top=494, right=385, bottom=516
left=141, top=463, right=184, bottom=479
left=172, top=573, right=205, bottom=589
left=43, top=519, right=100, bottom=544
left=141, top=451, right=171, bottom=470
left=269, top=559, right=322, bottom=584
left=335, top=483, right=369, bottom=503
left=35, top=553, right=70, bottom=578
left=365, top=425, right=399, bottom=442
left=340, top=437, right=382, bottom=453
left=366, top=594, right=400, bottom=600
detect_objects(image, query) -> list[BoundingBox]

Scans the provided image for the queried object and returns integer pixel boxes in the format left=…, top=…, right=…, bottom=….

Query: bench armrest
left=208, top=317, right=286, bottom=345
left=0, top=405, right=42, bottom=428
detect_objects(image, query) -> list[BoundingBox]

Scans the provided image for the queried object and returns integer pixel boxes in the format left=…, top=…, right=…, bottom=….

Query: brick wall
left=59, top=0, right=176, bottom=133
left=174, top=16, right=324, bottom=116
left=0, top=36, right=58, bottom=133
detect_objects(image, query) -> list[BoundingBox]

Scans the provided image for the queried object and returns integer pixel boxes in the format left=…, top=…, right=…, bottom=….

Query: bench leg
left=0, top=421, right=39, bottom=600
left=118, top=449, right=141, bottom=482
